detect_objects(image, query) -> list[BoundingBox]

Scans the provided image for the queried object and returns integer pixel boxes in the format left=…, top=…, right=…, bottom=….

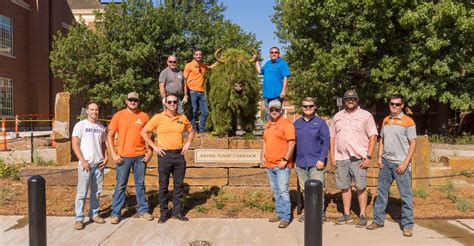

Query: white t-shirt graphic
left=72, top=119, right=107, bottom=165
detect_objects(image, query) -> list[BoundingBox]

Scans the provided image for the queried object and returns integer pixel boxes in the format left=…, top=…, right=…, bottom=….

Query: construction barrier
left=1, top=118, right=7, bottom=150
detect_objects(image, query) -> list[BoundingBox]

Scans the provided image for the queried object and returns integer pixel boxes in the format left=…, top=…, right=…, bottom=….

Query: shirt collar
left=390, top=112, right=405, bottom=119
left=271, top=57, right=281, bottom=64
left=344, top=106, right=360, bottom=114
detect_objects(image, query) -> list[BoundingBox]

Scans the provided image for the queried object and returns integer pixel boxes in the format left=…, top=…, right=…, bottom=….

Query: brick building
left=0, top=0, right=74, bottom=118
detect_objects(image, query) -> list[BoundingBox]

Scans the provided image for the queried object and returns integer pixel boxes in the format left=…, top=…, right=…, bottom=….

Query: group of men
left=72, top=47, right=417, bottom=238
left=261, top=90, right=416, bottom=237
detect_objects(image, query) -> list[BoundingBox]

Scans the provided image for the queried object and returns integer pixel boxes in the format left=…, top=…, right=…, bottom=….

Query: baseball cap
left=343, top=90, right=358, bottom=99
left=127, top=92, right=139, bottom=100
left=268, top=99, right=282, bottom=109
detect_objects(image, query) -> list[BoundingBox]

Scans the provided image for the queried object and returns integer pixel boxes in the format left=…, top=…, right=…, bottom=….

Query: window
left=0, top=78, right=14, bottom=116
left=0, top=15, right=13, bottom=56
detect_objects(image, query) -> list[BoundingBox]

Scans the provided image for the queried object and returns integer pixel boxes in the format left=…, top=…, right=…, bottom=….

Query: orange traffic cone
left=1, top=118, right=7, bottom=151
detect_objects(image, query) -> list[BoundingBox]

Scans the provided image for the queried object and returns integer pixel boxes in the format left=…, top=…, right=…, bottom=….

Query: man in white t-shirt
left=72, top=101, right=108, bottom=230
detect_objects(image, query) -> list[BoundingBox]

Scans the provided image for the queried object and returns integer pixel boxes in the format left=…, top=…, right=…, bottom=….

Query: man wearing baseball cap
left=107, top=92, right=154, bottom=223
left=261, top=99, right=296, bottom=229
left=329, top=89, right=378, bottom=228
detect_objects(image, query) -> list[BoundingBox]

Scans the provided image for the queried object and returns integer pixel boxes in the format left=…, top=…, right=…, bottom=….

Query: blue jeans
left=75, top=163, right=103, bottom=221
left=267, top=167, right=291, bottom=222
left=111, top=155, right=149, bottom=217
left=373, top=158, right=414, bottom=229
left=189, top=90, right=209, bottom=133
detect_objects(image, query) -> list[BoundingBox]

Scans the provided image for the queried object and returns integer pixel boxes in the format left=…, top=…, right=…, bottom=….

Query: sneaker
left=268, top=215, right=281, bottom=223
left=403, top=228, right=413, bottom=237
left=140, top=212, right=154, bottom=221
left=278, top=220, right=290, bottom=228
left=356, top=215, right=367, bottom=228
left=74, top=221, right=84, bottom=230
left=92, top=216, right=105, bottom=224
left=109, top=216, right=120, bottom=224
left=335, top=214, right=353, bottom=225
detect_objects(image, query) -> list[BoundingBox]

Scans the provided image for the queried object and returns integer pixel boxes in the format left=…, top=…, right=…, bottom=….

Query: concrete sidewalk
left=1, top=216, right=472, bottom=245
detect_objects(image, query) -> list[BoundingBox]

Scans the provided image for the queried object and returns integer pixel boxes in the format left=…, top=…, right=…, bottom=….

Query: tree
left=50, top=0, right=261, bottom=111
left=273, top=0, right=473, bottom=115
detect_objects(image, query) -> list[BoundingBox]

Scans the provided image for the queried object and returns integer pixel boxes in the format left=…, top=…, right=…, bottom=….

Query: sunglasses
left=269, top=108, right=280, bottom=113
left=167, top=100, right=178, bottom=105
left=390, top=102, right=402, bottom=107
left=168, top=60, right=177, bottom=64
left=127, top=98, right=139, bottom=103
left=344, top=98, right=357, bottom=101
left=302, top=105, right=315, bottom=109
left=270, top=52, right=279, bottom=54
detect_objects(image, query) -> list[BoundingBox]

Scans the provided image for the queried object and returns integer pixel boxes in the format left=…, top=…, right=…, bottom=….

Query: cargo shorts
left=335, top=158, right=367, bottom=190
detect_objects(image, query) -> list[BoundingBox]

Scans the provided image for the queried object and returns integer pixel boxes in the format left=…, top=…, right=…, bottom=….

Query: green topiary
left=208, top=48, right=260, bottom=137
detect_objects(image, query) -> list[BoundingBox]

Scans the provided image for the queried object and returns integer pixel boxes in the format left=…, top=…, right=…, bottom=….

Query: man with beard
left=108, top=92, right=153, bottom=224
left=330, top=89, right=377, bottom=228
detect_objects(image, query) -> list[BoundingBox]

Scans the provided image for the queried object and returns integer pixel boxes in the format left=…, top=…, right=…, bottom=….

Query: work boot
left=140, top=212, right=154, bottom=221
left=109, top=216, right=120, bottom=224
left=74, top=221, right=84, bottom=230
left=403, top=228, right=413, bottom=237
left=366, top=222, right=384, bottom=230
left=278, top=220, right=290, bottom=228
left=92, top=216, right=105, bottom=224
left=268, top=215, right=281, bottom=223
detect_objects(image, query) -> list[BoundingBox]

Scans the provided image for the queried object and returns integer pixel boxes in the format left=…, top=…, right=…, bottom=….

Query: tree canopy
left=273, top=0, right=473, bottom=115
left=50, top=0, right=261, bottom=111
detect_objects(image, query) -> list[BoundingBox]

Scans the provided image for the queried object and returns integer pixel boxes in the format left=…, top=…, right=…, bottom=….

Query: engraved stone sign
left=195, top=149, right=261, bottom=163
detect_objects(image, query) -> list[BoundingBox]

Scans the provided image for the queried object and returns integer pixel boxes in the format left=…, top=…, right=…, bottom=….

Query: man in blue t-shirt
left=255, top=47, right=290, bottom=121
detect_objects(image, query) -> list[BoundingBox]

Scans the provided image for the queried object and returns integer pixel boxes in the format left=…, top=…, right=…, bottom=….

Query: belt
left=164, top=149, right=182, bottom=154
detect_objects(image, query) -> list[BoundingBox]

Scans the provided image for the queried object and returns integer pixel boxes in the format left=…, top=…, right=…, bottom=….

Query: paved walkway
left=1, top=216, right=473, bottom=245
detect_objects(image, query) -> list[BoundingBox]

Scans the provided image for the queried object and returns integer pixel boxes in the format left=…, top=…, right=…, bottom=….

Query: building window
left=0, top=15, right=13, bottom=56
left=0, top=78, right=14, bottom=116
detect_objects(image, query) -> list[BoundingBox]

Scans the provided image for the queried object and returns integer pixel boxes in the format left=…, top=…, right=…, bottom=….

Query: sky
left=221, top=0, right=284, bottom=62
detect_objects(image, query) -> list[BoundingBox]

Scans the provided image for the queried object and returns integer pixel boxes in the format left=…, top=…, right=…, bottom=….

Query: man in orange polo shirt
left=261, top=99, right=296, bottom=229
left=183, top=49, right=218, bottom=133
left=141, top=94, right=195, bottom=223
left=107, top=92, right=153, bottom=224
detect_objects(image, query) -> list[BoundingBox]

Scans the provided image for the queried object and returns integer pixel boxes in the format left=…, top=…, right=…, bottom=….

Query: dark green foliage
left=208, top=48, right=260, bottom=136
left=273, top=0, right=473, bottom=115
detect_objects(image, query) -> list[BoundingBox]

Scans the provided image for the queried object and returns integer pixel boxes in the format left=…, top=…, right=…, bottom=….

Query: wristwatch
left=366, top=155, right=372, bottom=160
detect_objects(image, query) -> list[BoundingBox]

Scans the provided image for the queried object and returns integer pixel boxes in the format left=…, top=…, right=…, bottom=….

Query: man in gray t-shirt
left=159, top=55, right=187, bottom=113
left=367, top=94, right=416, bottom=237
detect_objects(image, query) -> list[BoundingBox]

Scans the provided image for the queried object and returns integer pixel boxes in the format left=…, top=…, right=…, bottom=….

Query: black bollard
left=304, top=179, right=323, bottom=246
left=28, top=175, right=47, bottom=246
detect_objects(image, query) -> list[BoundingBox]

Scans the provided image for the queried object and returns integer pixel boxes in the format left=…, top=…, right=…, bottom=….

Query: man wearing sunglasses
left=293, top=97, right=330, bottom=222
left=329, top=89, right=377, bottom=228
left=261, top=99, right=295, bottom=229
left=183, top=49, right=219, bottom=133
left=367, top=94, right=416, bottom=237
left=107, top=92, right=153, bottom=224
left=254, top=47, right=290, bottom=121
left=141, top=94, right=195, bottom=223
left=159, top=55, right=187, bottom=113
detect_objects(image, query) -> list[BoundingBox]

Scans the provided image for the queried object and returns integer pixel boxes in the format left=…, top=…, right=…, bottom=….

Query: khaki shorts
left=335, top=158, right=367, bottom=190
